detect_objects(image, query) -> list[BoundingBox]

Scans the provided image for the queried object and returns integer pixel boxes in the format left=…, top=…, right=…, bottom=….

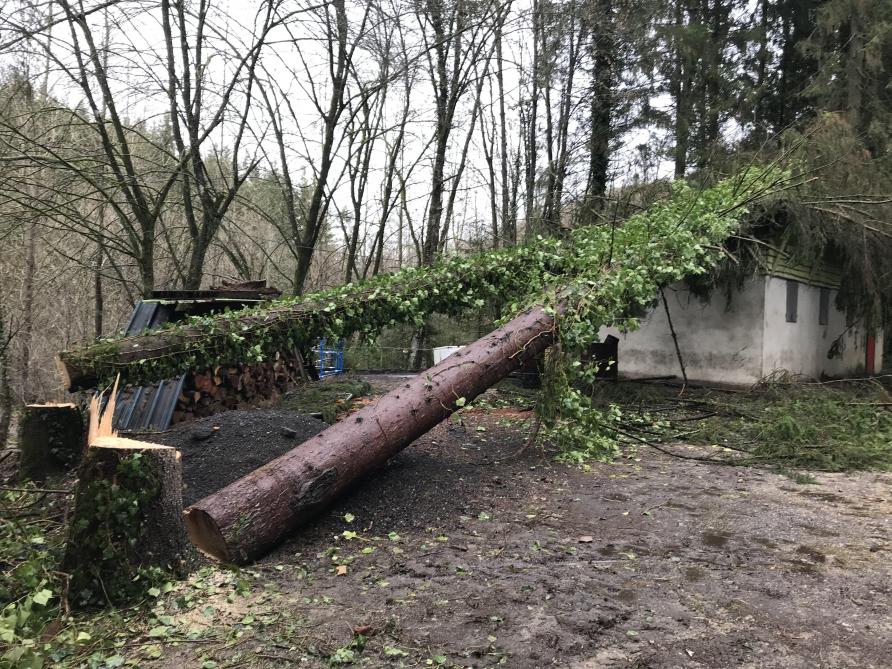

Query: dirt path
left=156, top=404, right=891, bottom=668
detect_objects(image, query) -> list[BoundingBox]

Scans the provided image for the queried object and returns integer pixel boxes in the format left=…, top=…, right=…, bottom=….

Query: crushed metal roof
left=108, top=283, right=277, bottom=432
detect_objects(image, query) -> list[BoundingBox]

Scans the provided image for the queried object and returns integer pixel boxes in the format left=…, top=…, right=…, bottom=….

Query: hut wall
left=599, top=278, right=767, bottom=386
left=761, top=277, right=884, bottom=379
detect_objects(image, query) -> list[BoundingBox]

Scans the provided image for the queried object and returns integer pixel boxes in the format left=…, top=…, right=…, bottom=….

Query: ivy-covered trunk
left=63, top=439, right=195, bottom=607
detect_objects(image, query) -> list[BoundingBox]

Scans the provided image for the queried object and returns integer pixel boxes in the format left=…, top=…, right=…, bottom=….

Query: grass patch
left=280, top=375, right=372, bottom=423
left=723, top=384, right=892, bottom=471
left=591, top=378, right=892, bottom=472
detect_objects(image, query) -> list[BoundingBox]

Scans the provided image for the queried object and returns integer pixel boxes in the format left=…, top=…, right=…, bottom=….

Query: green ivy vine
left=524, top=168, right=790, bottom=459
left=65, top=453, right=167, bottom=608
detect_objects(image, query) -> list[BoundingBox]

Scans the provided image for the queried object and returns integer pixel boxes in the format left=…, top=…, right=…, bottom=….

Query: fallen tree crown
left=57, top=167, right=789, bottom=392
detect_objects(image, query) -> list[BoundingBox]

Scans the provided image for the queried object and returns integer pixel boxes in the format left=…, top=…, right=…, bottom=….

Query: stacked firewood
left=172, top=352, right=305, bottom=423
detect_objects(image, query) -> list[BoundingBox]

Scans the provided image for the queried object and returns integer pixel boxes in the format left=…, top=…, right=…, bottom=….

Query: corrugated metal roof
left=103, top=375, right=187, bottom=432
left=108, top=290, right=274, bottom=432
left=105, top=300, right=187, bottom=432
left=124, top=301, right=177, bottom=335
left=764, top=248, right=843, bottom=289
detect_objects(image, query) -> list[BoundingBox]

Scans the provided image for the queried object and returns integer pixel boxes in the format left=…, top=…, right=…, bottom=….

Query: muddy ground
left=146, top=377, right=890, bottom=669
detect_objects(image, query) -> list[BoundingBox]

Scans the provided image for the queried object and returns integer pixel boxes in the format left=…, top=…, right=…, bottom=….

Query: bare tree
left=159, top=0, right=276, bottom=288
left=415, top=0, right=506, bottom=265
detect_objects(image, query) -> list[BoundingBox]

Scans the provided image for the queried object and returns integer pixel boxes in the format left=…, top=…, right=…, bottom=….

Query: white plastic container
left=432, top=345, right=464, bottom=365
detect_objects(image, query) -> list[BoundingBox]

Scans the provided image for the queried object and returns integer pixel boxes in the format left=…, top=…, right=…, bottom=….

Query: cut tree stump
left=18, top=403, right=84, bottom=480
left=184, top=306, right=557, bottom=564
left=62, top=436, right=194, bottom=606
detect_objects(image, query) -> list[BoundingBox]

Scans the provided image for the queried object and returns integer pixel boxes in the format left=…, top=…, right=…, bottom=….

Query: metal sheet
left=109, top=289, right=268, bottom=431
left=107, top=375, right=186, bottom=432
left=124, top=302, right=176, bottom=335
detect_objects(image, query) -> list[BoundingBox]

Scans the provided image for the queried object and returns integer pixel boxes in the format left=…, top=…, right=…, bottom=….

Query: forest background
left=0, top=0, right=890, bottom=431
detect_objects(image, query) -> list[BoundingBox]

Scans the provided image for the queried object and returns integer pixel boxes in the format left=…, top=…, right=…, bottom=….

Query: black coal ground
left=142, top=409, right=327, bottom=505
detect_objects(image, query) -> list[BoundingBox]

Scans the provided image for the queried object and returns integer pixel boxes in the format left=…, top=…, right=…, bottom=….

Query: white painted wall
left=762, top=277, right=884, bottom=378
left=598, top=276, right=885, bottom=386
left=599, top=278, right=766, bottom=386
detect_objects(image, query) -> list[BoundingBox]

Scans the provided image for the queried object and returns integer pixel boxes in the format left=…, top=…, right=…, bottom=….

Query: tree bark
left=18, top=404, right=84, bottom=481
left=585, top=0, right=614, bottom=218
left=62, top=437, right=194, bottom=607
left=523, top=0, right=542, bottom=235
left=184, top=305, right=557, bottom=563
left=671, top=0, right=692, bottom=178
left=19, top=219, right=37, bottom=403
left=0, top=304, right=11, bottom=452
left=0, top=357, right=11, bottom=452
left=495, top=25, right=513, bottom=244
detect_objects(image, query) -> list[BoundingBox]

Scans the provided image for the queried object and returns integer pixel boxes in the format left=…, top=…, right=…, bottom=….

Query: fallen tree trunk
left=63, top=436, right=194, bottom=606
left=56, top=247, right=551, bottom=391
left=184, top=306, right=557, bottom=563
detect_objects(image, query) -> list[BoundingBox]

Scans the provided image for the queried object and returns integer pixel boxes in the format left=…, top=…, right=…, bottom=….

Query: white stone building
left=600, top=254, right=885, bottom=386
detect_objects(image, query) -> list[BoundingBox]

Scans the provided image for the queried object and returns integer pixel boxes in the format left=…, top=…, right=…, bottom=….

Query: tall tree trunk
left=94, top=239, right=104, bottom=338
left=0, top=305, right=12, bottom=450
left=495, top=27, right=513, bottom=244
left=524, top=0, right=542, bottom=236
left=844, top=16, right=863, bottom=133
left=19, top=220, right=36, bottom=403
left=586, top=0, right=614, bottom=216
left=0, top=362, right=11, bottom=451
left=424, top=122, right=449, bottom=264
left=672, top=2, right=692, bottom=178
left=140, top=228, right=155, bottom=295
left=752, top=0, right=769, bottom=134
left=776, top=6, right=793, bottom=132
left=481, top=112, right=500, bottom=248
left=184, top=227, right=214, bottom=290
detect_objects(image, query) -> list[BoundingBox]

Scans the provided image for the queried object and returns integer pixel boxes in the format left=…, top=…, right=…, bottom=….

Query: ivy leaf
left=455, top=397, right=466, bottom=407
left=31, top=589, right=53, bottom=606
left=384, top=646, right=409, bottom=657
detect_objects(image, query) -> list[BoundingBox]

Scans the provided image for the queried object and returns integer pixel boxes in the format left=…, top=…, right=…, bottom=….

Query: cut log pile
left=172, top=352, right=307, bottom=423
